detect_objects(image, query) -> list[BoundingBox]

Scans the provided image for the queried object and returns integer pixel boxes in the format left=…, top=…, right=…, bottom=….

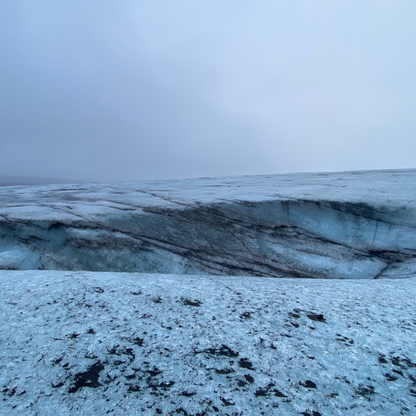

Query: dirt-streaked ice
left=1, top=169, right=416, bottom=278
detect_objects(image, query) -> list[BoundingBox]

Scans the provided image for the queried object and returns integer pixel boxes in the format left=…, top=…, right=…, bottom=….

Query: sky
left=1, top=1, right=415, bottom=182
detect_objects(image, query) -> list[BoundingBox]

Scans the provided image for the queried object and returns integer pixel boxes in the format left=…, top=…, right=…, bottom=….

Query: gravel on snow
left=1, top=271, right=415, bottom=416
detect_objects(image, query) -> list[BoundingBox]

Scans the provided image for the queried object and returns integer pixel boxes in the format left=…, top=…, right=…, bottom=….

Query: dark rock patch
left=53, top=356, right=63, bottom=365
left=180, top=390, right=197, bottom=397
left=214, top=368, right=235, bottom=375
left=274, top=389, right=287, bottom=398
left=336, top=334, right=354, bottom=346
left=152, top=296, right=162, bottom=303
left=244, top=374, right=255, bottom=383
left=355, top=385, right=375, bottom=399
left=68, top=361, right=104, bottom=393
left=239, top=358, right=254, bottom=370
left=254, top=382, right=286, bottom=398
left=220, top=396, right=235, bottom=406
left=146, top=367, right=162, bottom=377
left=391, top=356, right=416, bottom=369
left=306, top=313, right=326, bottom=323
left=107, top=345, right=135, bottom=360
left=130, top=336, right=144, bottom=347
left=254, top=387, right=269, bottom=397
left=181, top=297, right=202, bottom=307
left=2, top=387, right=17, bottom=397
left=392, top=357, right=402, bottom=366
left=301, top=380, right=317, bottom=389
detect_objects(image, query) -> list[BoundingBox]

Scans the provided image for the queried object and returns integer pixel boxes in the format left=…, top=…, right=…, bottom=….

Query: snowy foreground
left=1, top=169, right=416, bottom=279
left=1, top=271, right=415, bottom=416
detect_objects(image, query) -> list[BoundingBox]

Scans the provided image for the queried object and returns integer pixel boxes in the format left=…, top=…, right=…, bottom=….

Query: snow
left=1, top=271, right=415, bottom=415
left=1, top=168, right=416, bottom=278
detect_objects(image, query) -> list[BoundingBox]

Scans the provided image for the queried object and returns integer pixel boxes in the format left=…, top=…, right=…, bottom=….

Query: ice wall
left=1, top=169, right=415, bottom=278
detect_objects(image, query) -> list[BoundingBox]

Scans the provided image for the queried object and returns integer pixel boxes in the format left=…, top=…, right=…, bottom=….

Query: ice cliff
left=1, top=169, right=415, bottom=279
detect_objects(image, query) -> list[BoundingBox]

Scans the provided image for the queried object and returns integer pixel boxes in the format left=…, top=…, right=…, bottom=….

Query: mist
left=1, top=1, right=415, bottom=181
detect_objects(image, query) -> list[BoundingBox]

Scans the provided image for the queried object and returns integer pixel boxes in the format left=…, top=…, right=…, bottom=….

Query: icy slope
left=1, top=270, right=415, bottom=416
left=1, top=169, right=416, bottom=278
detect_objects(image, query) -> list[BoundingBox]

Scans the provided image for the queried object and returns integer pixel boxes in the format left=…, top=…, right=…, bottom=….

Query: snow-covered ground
left=1, top=169, right=416, bottom=278
left=1, top=271, right=415, bottom=416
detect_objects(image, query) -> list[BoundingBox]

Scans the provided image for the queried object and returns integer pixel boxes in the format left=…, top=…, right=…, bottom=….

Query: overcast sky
left=1, top=1, right=415, bottom=182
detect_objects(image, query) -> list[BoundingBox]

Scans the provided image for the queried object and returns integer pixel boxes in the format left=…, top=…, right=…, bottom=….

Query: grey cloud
left=1, top=1, right=415, bottom=181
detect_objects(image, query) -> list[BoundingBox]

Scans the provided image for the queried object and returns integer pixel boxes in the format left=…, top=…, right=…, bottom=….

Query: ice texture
left=0, top=271, right=415, bottom=415
left=1, top=169, right=416, bottom=278
left=1, top=169, right=415, bottom=415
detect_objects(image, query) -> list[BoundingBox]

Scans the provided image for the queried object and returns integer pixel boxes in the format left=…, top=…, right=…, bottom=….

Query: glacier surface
left=1, top=169, right=416, bottom=278
left=1, top=270, right=415, bottom=416
left=1, top=169, right=416, bottom=415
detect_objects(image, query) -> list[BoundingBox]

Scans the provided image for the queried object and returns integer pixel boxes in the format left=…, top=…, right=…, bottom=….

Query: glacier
left=1, top=169, right=415, bottom=415
left=1, top=168, right=416, bottom=279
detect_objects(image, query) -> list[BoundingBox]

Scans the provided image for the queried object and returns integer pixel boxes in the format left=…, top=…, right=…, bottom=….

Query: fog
left=1, top=1, right=415, bottom=181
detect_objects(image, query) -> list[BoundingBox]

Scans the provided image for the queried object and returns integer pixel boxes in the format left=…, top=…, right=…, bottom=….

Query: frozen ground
left=1, top=270, right=415, bottom=416
left=1, top=169, right=416, bottom=278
